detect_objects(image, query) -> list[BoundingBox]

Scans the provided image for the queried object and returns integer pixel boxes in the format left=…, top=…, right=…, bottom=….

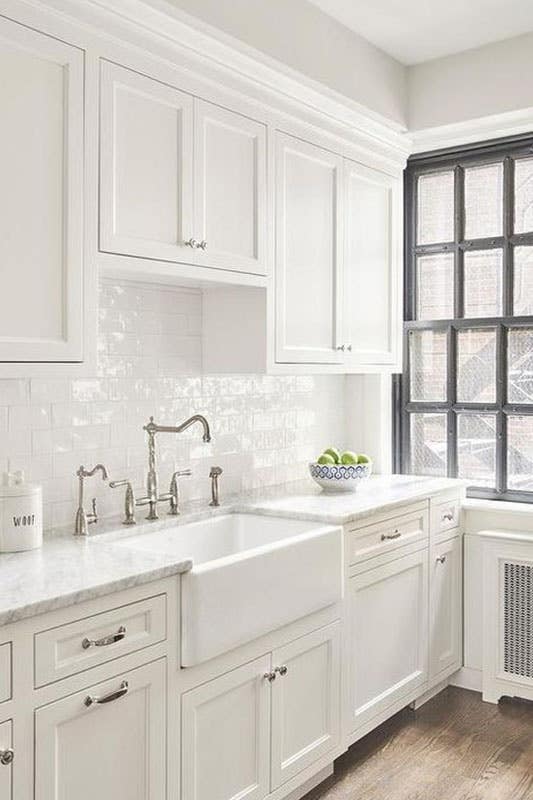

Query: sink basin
left=114, top=513, right=343, bottom=665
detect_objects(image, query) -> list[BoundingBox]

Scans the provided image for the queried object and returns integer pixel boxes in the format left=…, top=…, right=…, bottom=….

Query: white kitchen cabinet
left=100, top=60, right=194, bottom=263
left=194, top=100, right=267, bottom=275
left=0, top=16, right=84, bottom=362
left=271, top=623, right=340, bottom=790
left=35, top=659, right=166, bottom=800
left=429, top=536, right=462, bottom=682
left=181, top=655, right=271, bottom=800
left=343, top=159, right=401, bottom=369
left=347, top=549, right=428, bottom=733
left=275, top=132, right=344, bottom=364
left=0, top=719, right=13, bottom=800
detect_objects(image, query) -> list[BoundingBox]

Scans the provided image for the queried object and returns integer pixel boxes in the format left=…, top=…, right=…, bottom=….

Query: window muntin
left=399, top=139, right=533, bottom=502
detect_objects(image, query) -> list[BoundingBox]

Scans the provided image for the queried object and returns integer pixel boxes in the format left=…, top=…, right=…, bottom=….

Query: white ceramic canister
left=0, top=472, right=43, bottom=552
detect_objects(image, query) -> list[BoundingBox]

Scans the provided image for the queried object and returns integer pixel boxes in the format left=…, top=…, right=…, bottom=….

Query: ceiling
left=307, top=0, right=533, bottom=64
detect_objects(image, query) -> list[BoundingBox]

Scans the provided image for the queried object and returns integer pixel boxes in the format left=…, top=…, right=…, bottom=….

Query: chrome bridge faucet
left=137, top=415, right=211, bottom=520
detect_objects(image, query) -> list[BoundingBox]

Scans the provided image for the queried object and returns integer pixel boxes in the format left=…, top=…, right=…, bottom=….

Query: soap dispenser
left=0, top=470, right=43, bottom=553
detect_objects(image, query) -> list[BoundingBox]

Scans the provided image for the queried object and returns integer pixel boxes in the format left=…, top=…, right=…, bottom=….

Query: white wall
left=0, top=279, right=346, bottom=532
left=156, top=0, right=407, bottom=126
left=408, top=32, right=533, bottom=131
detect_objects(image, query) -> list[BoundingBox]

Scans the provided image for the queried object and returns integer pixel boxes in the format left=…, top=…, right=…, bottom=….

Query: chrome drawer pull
left=82, top=625, right=126, bottom=650
left=84, top=680, right=129, bottom=707
left=442, top=512, right=454, bottom=522
left=0, top=748, right=14, bottom=766
left=275, top=665, right=288, bottom=676
left=381, top=529, right=401, bottom=541
left=436, top=555, right=447, bottom=564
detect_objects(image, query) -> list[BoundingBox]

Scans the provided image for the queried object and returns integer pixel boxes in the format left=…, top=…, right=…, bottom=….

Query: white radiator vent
left=503, top=562, right=533, bottom=679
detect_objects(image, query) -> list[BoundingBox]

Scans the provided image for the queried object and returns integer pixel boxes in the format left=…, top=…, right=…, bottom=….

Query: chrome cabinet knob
left=336, top=345, right=345, bottom=351
left=263, top=671, right=276, bottom=682
left=184, top=238, right=198, bottom=248
left=346, top=344, right=352, bottom=351
left=436, top=555, right=447, bottom=564
left=275, top=665, right=288, bottom=676
left=442, top=512, right=454, bottom=521
left=197, top=240, right=207, bottom=250
left=0, top=749, right=14, bottom=766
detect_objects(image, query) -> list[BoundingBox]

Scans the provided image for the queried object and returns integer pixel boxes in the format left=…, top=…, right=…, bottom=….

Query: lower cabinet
left=35, top=659, right=166, bottom=800
left=270, top=623, right=340, bottom=789
left=429, top=536, right=462, bottom=681
left=347, top=549, right=429, bottom=733
left=0, top=719, right=13, bottom=800
left=181, top=623, right=341, bottom=800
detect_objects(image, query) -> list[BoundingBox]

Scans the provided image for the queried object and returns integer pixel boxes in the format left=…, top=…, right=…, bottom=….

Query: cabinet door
left=182, top=655, right=271, bottom=800
left=0, top=719, right=12, bottom=800
left=275, top=133, right=343, bottom=364
left=35, top=660, right=166, bottom=800
left=0, top=17, right=83, bottom=362
left=347, top=550, right=428, bottom=733
left=100, top=60, right=193, bottom=263
left=429, top=536, right=462, bottom=681
left=343, top=160, right=401, bottom=369
left=271, top=623, right=340, bottom=790
left=194, top=100, right=267, bottom=275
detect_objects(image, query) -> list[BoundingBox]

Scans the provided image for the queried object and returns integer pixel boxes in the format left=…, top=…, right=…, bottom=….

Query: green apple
left=357, top=453, right=371, bottom=464
left=323, top=447, right=341, bottom=464
left=340, top=450, right=358, bottom=465
left=317, top=453, right=336, bottom=465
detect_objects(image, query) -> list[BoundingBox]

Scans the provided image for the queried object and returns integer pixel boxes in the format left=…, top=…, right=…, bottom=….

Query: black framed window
left=395, top=135, right=533, bottom=502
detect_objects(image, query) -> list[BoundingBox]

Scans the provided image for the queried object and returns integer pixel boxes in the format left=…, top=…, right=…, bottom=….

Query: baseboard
left=283, top=765, right=334, bottom=800
left=449, top=667, right=482, bottom=692
left=410, top=678, right=449, bottom=710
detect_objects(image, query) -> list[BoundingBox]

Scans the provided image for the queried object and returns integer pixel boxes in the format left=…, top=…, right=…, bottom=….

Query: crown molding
left=30, top=0, right=409, bottom=164
left=409, top=106, right=533, bottom=154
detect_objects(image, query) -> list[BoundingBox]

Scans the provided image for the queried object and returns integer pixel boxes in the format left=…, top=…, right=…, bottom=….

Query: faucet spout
left=143, top=414, right=211, bottom=443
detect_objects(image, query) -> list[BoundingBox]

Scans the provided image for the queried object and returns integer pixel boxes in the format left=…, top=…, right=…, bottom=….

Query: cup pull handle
left=82, top=625, right=126, bottom=650
left=84, top=680, right=129, bottom=707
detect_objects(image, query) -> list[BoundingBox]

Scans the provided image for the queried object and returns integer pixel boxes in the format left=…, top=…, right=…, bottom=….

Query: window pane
left=508, top=327, right=533, bottom=403
left=416, top=253, right=454, bottom=320
left=508, top=415, right=533, bottom=490
left=416, top=171, right=454, bottom=245
left=457, top=328, right=497, bottom=403
left=457, top=413, right=497, bottom=487
left=463, top=250, right=502, bottom=318
left=514, top=157, right=533, bottom=234
left=409, top=330, right=447, bottom=401
left=410, top=413, right=447, bottom=476
left=464, top=163, right=503, bottom=239
left=514, top=246, right=533, bottom=316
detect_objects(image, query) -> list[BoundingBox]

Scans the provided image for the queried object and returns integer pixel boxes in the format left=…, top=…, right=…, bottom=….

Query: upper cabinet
left=0, top=17, right=84, bottom=362
left=275, top=133, right=344, bottom=364
left=100, top=61, right=194, bottom=264
left=273, top=131, right=402, bottom=371
left=343, top=160, right=402, bottom=369
left=100, top=62, right=267, bottom=277
left=193, top=100, right=267, bottom=275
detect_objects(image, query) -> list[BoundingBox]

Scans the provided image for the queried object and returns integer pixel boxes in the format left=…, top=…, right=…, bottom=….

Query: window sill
left=463, top=497, right=533, bottom=516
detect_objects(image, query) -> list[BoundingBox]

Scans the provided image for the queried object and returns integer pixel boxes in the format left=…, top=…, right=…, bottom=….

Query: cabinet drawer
left=0, top=644, right=11, bottom=704
left=347, top=508, right=428, bottom=565
left=433, top=497, right=461, bottom=537
left=34, top=594, right=166, bottom=687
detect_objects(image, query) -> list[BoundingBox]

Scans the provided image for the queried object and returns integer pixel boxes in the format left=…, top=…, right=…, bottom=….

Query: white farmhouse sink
left=115, top=513, right=343, bottom=665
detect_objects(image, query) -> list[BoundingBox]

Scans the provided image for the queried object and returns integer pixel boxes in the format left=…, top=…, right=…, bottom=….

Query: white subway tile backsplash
left=3, top=280, right=345, bottom=530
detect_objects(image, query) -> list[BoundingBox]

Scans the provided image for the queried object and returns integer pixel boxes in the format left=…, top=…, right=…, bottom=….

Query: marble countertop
left=0, top=474, right=463, bottom=627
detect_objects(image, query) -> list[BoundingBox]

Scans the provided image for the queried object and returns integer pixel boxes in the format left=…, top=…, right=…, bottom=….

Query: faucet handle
left=167, top=468, right=192, bottom=516
left=109, top=479, right=136, bottom=526
left=171, top=468, right=192, bottom=480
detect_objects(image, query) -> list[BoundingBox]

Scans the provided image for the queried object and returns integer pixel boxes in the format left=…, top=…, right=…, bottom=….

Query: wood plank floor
left=305, top=687, right=533, bottom=800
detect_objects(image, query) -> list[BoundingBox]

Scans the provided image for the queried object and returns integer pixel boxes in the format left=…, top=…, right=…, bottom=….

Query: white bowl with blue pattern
left=308, top=461, right=372, bottom=493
